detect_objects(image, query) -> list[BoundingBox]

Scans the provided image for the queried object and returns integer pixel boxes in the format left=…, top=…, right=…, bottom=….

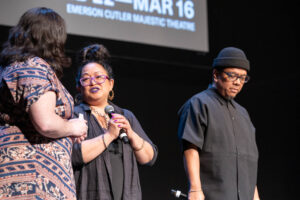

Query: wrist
left=126, top=129, right=134, bottom=141
left=133, top=138, right=145, bottom=151
left=65, top=120, right=73, bottom=137
left=189, top=188, right=202, bottom=193
left=104, top=132, right=114, bottom=145
left=189, top=185, right=202, bottom=193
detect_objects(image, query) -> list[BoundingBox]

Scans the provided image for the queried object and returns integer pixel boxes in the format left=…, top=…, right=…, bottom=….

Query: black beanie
left=212, top=47, right=250, bottom=71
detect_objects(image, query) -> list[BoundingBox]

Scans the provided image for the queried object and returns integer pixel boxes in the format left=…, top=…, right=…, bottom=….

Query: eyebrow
left=81, top=71, right=105, bottom=76
left=226, top=71, right=247, bottom=76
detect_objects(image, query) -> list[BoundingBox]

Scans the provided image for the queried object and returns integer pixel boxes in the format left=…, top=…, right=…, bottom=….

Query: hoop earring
left=108, top=90, right=114, bottom=101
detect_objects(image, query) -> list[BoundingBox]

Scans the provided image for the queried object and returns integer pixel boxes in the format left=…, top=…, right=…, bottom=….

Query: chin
left=225, top=94, right=236, bottom=100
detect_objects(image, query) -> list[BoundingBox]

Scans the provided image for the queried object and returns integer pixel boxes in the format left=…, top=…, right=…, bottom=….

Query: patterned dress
left=0, top=57, right=76, bottom=199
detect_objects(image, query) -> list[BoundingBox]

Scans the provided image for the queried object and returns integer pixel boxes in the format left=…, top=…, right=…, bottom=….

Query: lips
left=230, top=88, right=239, bottom=93
left=90, top=87, right=100, bottom=93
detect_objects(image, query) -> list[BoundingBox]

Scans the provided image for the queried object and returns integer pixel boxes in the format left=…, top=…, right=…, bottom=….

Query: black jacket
left=72, top=103, right=158, bottom=200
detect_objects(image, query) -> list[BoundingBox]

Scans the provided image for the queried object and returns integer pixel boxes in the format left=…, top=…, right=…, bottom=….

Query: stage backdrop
left=0, top=0, right=208, bottom=52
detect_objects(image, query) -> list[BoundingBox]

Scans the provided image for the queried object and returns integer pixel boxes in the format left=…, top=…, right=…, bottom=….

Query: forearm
left=129, top=131, right=154, bottom=164
left=184, top=148, right=202, bottom=190
left=81, top=132, right=115, bottom=163
left=253, top=186, right=260, bottom=200
left=184, top=147, right=205, bottom=200
left=29, top=91, right=87, bottom=139
left=30, top=111, right=72, bottom=138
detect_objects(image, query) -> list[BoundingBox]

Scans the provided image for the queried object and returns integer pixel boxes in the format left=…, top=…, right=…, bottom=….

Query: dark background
left=1, top=0, right=299, bottom=199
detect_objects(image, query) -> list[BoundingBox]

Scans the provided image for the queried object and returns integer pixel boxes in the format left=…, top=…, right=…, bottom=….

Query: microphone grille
left=104, top=105, right=114, bottom=114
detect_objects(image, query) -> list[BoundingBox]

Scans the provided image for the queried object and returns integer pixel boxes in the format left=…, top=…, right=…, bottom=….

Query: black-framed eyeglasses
left=80, top=75, right=110, bottom=86
left=222, top=71, right=250, bottom=83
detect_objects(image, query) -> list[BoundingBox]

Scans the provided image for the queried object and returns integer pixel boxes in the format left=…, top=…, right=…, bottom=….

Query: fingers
left=69, top=118, right=88, bottom=137
left=78, top=121, right=88, bottom=137
left=73, top=133, right=87, bottom=143
left=111, top=113, right=125, bottom=120
left=110, top=114, right=130, bottom=128
left=77, top=117, right=88, bottom=135
left=69, top=118, right=87, bottom=124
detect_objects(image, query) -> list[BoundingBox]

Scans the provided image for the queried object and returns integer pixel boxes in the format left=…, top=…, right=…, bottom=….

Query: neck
left=87, top=100, right=109, bottom=111
left=211, top=83, right=233, bottom=101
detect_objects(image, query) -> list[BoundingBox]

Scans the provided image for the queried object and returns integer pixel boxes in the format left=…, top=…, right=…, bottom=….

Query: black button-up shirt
left=178, top=87, right=258, bottom=200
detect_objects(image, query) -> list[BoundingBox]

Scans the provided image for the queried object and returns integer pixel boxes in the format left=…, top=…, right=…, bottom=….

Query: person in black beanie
left=178, top=47, right=260, bottom=200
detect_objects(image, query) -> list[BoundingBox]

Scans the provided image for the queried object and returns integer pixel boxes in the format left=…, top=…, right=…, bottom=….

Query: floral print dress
left=0, top=57, right=76, bottom=199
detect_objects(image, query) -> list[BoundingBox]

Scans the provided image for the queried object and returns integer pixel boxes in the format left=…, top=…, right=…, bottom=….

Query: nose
left=233, top=77, right=242, bottom=85
left=90, top=77, right=97, bottom=85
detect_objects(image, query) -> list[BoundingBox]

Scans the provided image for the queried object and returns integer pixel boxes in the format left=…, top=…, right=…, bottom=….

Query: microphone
left=104, top=105, right=129, bottom=144
left=171, top=189, right=188, bottom=199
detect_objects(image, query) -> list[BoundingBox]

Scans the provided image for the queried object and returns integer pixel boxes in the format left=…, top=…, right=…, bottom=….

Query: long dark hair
left=0, top=7, right=70, bottom=78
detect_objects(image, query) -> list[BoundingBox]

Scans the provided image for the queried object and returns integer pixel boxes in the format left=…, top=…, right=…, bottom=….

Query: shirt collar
left=207, top=85, right=236, bottom=108
left=80, top=103, right=92, bottom=112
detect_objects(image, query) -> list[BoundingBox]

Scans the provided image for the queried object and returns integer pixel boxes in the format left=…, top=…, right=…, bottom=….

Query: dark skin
left=184, top=67, right=260, bottom=200
left=213, top=67, right=247, bottom=99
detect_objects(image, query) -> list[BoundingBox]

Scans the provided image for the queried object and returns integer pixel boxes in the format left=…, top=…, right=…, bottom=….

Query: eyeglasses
left=222, top=71, right=250, bottom=83
left=80, top=75, right=110, bottom=86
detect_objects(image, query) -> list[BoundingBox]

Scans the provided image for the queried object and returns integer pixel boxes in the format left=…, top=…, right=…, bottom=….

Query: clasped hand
left=69, top=118, right=88, bottom=143
left=107, top=113, right=132, bottom=140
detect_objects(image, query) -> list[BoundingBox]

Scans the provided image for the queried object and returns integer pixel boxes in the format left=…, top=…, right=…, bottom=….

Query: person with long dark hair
left=72, top=44, right=158, bottom=200
left=0, top=7, right=87, bottom=199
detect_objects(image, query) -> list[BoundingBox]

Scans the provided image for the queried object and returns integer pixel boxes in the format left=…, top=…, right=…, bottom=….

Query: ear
left=109, top=79, right=114, bottom=91
left=213, top=69, right=219, bottom=82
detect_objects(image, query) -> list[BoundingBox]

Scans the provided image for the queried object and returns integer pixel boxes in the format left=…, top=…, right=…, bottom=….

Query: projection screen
left=0, top=0, right=208, bottom=52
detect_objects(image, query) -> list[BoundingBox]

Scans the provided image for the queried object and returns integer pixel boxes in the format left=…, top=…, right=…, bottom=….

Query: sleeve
left=177, top=97, right=207, bottom=150
left=3, top=58, right=59, bottom=112
left=124, top=109, right=158, bottom=166
left=72, top=142, right=84, bottom=169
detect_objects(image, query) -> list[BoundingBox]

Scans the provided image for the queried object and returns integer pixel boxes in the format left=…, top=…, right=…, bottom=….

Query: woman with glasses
left=72, top=44, right=158, bottom=200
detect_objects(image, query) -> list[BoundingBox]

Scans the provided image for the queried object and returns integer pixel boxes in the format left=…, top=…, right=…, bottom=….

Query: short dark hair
left=0, top=7, right=70, bottom=78
left=75, top=44, right=114, bottom=88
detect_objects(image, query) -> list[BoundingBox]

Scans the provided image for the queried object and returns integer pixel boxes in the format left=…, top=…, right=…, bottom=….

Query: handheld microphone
left=104, top=105, right=129, bottom=144
left=171, top=189, right=188, bottom=199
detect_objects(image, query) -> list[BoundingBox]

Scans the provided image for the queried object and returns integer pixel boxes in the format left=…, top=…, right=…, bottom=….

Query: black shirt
left=178, top=87, right=259, bottom=200
left=72, top=103, right=158, bottom=200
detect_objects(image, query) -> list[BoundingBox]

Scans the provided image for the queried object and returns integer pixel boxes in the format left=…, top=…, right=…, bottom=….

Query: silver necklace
left=90, top=107, right=109, bottom=128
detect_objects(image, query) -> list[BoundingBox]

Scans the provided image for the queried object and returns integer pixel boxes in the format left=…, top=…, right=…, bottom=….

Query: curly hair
left=75, top=44, right=114, bottom=88
left=0, top=7, right=70, bottom=79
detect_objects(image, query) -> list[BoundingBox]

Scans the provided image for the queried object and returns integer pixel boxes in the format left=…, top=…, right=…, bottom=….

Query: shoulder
left=123, top=108, right=135, bottom=119
left=9, top=57, right=53, bottom=76
left=190, top=89, right=212, bottom=104
left=74, top=103, right=88, bottom=113
left=3, top=57, right=54, bottom=83
left=27, top=57, right=54, bottom=74
left=179, top=90, right=210, bottom=113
